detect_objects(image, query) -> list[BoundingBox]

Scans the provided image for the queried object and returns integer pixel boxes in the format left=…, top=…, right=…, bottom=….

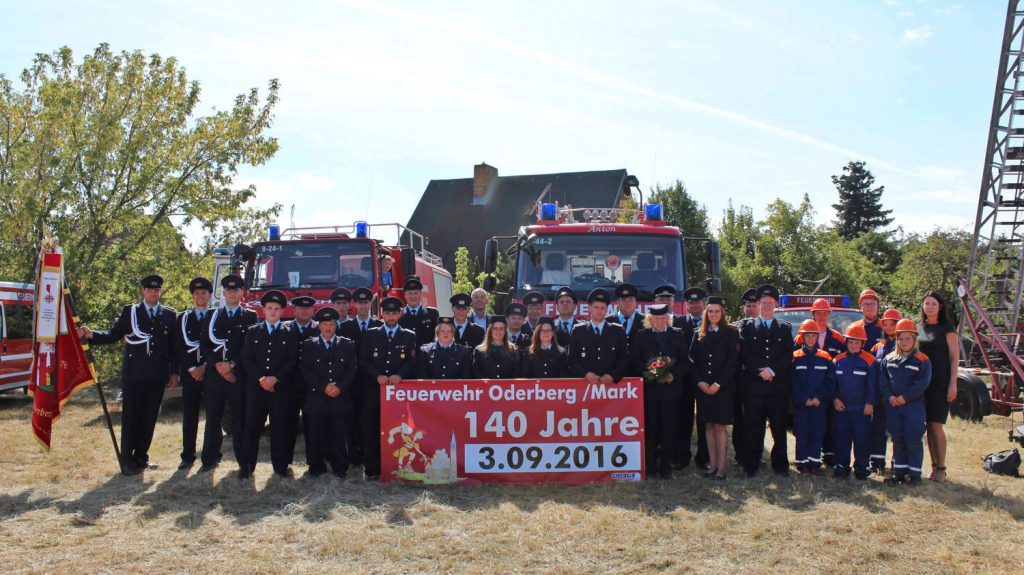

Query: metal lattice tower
left=966, top=0, right=1024, bottom=352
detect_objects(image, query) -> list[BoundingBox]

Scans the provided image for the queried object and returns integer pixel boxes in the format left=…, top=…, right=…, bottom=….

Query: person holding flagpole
left=79, top=274, right=179, bottom=475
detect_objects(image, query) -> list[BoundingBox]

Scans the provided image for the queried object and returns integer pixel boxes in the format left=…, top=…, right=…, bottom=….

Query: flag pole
left=63, top=277, right=123, bottom=472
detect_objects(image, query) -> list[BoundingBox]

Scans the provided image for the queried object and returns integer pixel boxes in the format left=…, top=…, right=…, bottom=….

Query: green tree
left=452, top=246, right=477, bottom=295
left=648, top=179, right=713, bottom=289
left=831, top=160, right=894, bottom=240
left=889, top=228, right=973, bottom=319
left=0, top=45, right=280, bottom=377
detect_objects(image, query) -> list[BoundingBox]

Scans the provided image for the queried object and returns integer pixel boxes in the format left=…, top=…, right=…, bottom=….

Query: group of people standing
left=78, top=273, right=960, bottom=485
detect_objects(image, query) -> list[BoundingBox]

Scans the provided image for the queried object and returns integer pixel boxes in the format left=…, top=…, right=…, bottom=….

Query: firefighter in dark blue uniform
left=239, top=290, right=299, bottom=478
left=679, top=286, right=710, bottom=469
left=738, top=284, right=796, bottom=477
left=523, top=290, right=545, bottom=332
left=174, top=276, right=213, bottom=470
left=832, top=323, right=877, bottom=479
left=523, top=317, right=569, bottom=378
left=286, top=296, right=320, bottom=466
left=451, top=293, right=485, bottom=349
left=608, top=283, right=644, bottom=365
left=691, top=296, right=739, bottom=480
left=81, top=274, right=179, bottom=475
left=632, top=303, right=688, bottom=479
left=417, top=317, right=474, bottom=379
left=568, top=289, right=629, bottom=384
left=473, top=316, right=522, bottom=379
left=801, top=298, right=846, bottom=468
left=197, top=274, right=258, bottom=472
left=301, top=307, right=358, bottom=478
left=731, top=287, right=760, bottom=465
left=505, top=303, right=532, bottom=360
left=791, top=320, right=837, bottom=475
left=359, top=296, right=418, bottom=479
left=878, top=319, right=932, bottom=484
left=399, top=277, right=440, bottom=346
left=553, top=287, right=579, bottom=348
left=867, top=308, right=901, bottom=474
left=338, top=287, right=381, bottom=467
left=330, top=288, right=352, bottom=327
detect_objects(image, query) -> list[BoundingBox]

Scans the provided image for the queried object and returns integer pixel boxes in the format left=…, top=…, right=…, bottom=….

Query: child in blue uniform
left=791, top=320, right=837, bottom=475
left=832, top=323, right=877, bottom=480
left=867, top=308, right=902, bottom=474
left=878, top=319, right=932, bottom=485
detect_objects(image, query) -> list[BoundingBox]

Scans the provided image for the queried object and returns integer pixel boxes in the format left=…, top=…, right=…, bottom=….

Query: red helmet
left=859, top=289, right=880, bottom=305
left=845, top=323, right=868, bottom=341
left=798, top=319, right=820, bottom=334
left=881, top=309, right=902, bottom=322
left=895, top=318, right=917, bottom=335
left=811, top=298, right=831, bottom=312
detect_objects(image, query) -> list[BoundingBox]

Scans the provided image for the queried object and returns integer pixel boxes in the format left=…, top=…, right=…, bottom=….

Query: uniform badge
left=373, top=351, right=379, bottom=358
left=581, top=352, right=587, bottom=358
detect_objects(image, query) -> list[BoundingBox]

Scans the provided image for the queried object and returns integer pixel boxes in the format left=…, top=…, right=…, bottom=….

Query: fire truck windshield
left=774, top=309, right=864, bottom=340
left=251, top=241, right=374, bottom=290
left=516, top=233, right=684, bottom=299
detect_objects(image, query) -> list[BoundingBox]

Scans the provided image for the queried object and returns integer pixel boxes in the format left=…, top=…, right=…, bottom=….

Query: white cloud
left=916, top=164, right=964, bottom=183
left=935, top=4, right=961, bottom=16
left=296, top=172, right=336, bottom=192
left=903, top=24, right=935, bottom=43
left=898, top=10, right=915, bottom=18
left=846, top=31, right=861, bottom=44
left=884, top=0, right=901, bottom=6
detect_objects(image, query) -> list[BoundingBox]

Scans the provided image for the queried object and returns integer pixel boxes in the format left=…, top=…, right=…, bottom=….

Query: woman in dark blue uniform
left=631, top=304, right=688, bottom=479
left=523, top=317, right=568, bottom=378
left=473, top=316, right=521, bottom=379
left=689, top=296, right=738, bottom=479
left=417, top=318, right=474, bottom=379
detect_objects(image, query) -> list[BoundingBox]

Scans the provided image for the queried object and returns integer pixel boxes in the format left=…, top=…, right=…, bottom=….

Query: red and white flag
left=28, top=243, right=97, bottom=450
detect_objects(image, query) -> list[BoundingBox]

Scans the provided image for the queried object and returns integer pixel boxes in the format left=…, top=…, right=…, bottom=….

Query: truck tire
left=950, top=373, right=990, bottom=422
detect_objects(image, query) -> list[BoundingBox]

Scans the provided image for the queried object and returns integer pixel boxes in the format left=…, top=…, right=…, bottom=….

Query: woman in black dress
left=631, top=303, right=689, bottom=479
left=523, top=317, right=569, bottom=378
left=917, top=290, right=959, bottom=482
left=473, top=315, right=521, bottom=380
left=689, top=296, right=738, bottom=480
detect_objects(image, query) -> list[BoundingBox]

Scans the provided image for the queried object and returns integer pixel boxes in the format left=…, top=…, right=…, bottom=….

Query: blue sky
left=1, top=0, right=1001, bottom=246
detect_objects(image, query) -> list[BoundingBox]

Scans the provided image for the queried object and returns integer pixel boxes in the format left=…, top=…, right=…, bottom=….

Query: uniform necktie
left=196, top=311, right=204, bottom=321
left=562, top=321, right=569, bottom=332
left=458, top=325, right=464, bottom=338
left=149, top=307, right=156, bottom=319
left=268, top=323, right=275, bottom=334
left=593, top=325, right=601, bottom=337
left=387, top=329, right=394, bottom=341
left=325, top=339, right=331, bottom=351
left=361, top=321, right=367, bottom=332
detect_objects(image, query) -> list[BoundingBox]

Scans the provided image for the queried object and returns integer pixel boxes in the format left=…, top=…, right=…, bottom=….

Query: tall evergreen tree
left=831, top=161, right=894, bottom=239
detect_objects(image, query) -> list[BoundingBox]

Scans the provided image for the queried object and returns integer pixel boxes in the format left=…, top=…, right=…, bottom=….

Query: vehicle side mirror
left=484, top=239, right=498, bottom=274
left=705, top=241, right=721, bottom=278
left=401, top=248, right=416, bottom=275
left=483, top=275, right=497, bottom=292
left=705, top=278, right=721, bottom=294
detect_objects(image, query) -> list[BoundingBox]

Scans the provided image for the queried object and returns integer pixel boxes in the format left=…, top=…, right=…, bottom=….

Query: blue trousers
left=833, top=406, right=871, bottom=475
left=887, top=400, right=926, bottom=479
left=794, top=404, right=827, bottom=469
left=869, top=401, right=888, bottom=471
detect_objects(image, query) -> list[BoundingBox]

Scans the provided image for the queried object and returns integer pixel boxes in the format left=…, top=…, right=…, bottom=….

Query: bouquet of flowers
left=645, top=355, right=675, bottom=384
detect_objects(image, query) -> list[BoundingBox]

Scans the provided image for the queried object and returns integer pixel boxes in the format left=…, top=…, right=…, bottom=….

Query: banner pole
left=63, top=278, right=123, bottom=473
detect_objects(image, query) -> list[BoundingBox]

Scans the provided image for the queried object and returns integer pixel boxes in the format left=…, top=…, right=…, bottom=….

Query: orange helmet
left=811, top=298, right=831, bottom=312
left=881, top=309, right=902, bottom=322
left=798, top=319, right=820, bottom=334
left=845, top=323, right=868, bottom=340
left=859, top=289, right=880, bottom=305
left=895, top=318, right=917, bottom=335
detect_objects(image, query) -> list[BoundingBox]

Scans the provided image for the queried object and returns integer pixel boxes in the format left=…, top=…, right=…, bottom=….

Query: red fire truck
left=213, top=222, right=453, bottom=318
left=0, top=282, right=34, bottom=393
left=483, top=203, right=720, bottom=314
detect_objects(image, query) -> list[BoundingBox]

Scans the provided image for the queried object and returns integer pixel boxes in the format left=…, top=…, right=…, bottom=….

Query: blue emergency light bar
left=645, top=203, right=663, bottom=221
left=540, top=203, right=558, bottom=221
left=355, top=221, right=369, bottom=238
left=269, top=225, right=281, bottom=241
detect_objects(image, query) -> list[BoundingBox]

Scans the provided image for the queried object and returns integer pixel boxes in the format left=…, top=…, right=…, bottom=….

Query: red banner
left=380, top=378, right=645, bottom=485
left=28, top=248, right=97, bottom=450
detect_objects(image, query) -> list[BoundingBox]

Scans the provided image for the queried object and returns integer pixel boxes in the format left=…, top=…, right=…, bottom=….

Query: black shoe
left=198, top=463, right=218, bottom=473
left=907, top=476, right=921, bottom=486
left=744, top=469, right=758, bottom=478
left=121, top=463, right=141, bottom=476
left=136, top=462, right=158, bottom=470
left=885, top=475, right=905, bottom=485
left=659, top=471, right=673, bottom=480
left=306, top=469, right=326, bottom=479
left=178, top=459, right=195, bottom=471
left=364, top=473, right=380, bottom=481
left=273, top=468, right=292, bottom=478
left=854, top=472, right=869, bottom=481
left=774, top=468, right=790, bottom=477
left=238, top=469, right=252, bottom=480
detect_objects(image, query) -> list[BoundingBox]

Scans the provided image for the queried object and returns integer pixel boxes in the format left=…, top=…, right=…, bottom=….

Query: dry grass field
left=1, top=384, right=1022, bottom=574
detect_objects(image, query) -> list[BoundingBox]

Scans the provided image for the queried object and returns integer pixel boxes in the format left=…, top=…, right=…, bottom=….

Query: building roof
left=407, top=168, right=628, bottom=271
